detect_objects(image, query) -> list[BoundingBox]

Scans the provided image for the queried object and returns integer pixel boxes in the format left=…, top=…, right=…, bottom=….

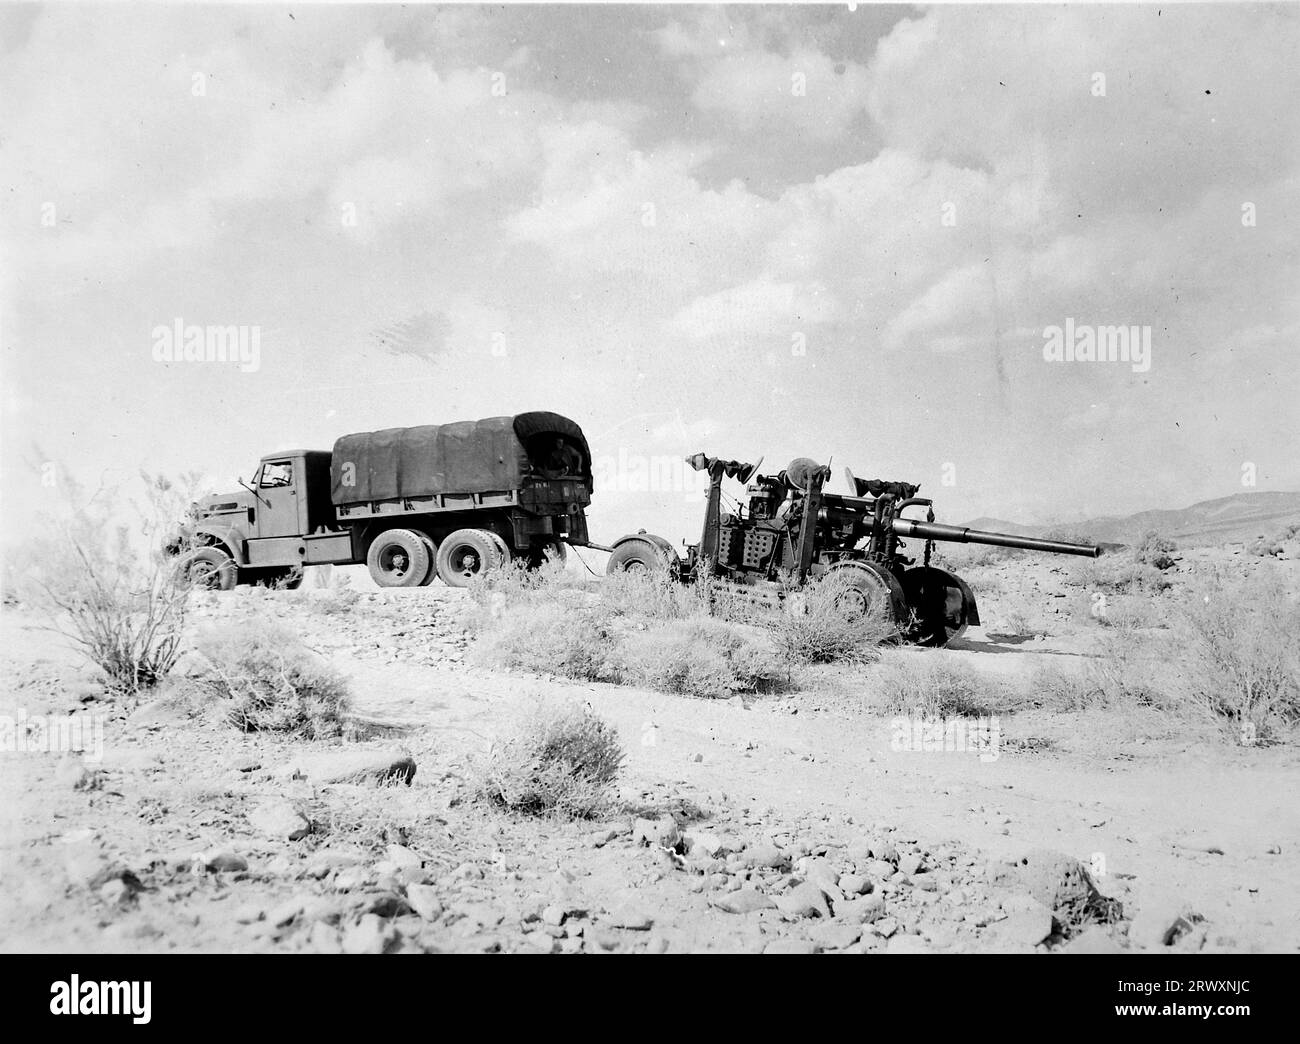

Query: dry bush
left=478, top=699, right=623, bottom=818
left=871, top=651, right=1021, bottom=717
left=620, top=616, right=786, bottom=697
left=1247, top=538, right=1284, bottom=558
left=1078, top=575, right=1300, bottom=742
left=311, top=573, right=362, bottom=616
left=1172, top=576, right=1300, bottom=740
left=193, top=621, right=352, bottom=739
left=773, top=570, right=896, bottom=664
left=1071, top=552, right=1173, bottom=595
left=473, top=601, right=621, bottom=682
left=19, top=471, right=202, bottom=695
left=1133, top=530, right=1178, bottom=570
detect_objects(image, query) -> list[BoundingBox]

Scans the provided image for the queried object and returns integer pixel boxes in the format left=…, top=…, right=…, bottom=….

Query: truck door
left=255, top=459, right=306, bottom=539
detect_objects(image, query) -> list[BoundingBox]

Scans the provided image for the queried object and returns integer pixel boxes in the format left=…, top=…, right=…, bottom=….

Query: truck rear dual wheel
left=367, top=528, right=432, bottom=588
left=436, top=528, right=503, bottom=587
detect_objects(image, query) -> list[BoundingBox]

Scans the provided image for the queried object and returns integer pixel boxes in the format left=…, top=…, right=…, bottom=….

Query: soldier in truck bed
left=537, top=435, right=583, bottom=478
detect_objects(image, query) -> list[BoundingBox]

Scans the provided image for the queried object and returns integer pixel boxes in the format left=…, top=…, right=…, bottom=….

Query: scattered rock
left=332, top=866, right=371, bottom=891
left=230, top=756, right=262, bottom=773
left=98, top=878, right=135, bottom=906
left=837, top=894, right=886, bottom=924
left=898, top=853, right=924, bottom=876
left=366, top=892, right=411, bottom=918
left=838, top=873, right=870, bottom=896
left=203, top=849, right=248, bottom=873
left=997, top=904, right=1055, bottom=947
left=341, top=914, right=398, bottom=954
left=247, top=798, right=312, bottom=841
left=279, top=750, right=416, bottom=786
left=55, top=758, right=102, bottom=791
left=405, top=884, right=444, bottom=922
left=1064, top=926, right=1125, bottom=953
left=776, top=881, right=832, bottom=920
left=742, top=843, right=789, bottom=870
left=871, top=840, right=900, bottom=865
left=886, top=934, right=933, bottom=953
left=633, top=816, right=680, bottom=849
left=1004, top=849, right=1122, bottom=929
left=865, top=859, right=897, bottom=880
left=1128, top=892, right=1201, bottom=948
left=605, top=908, right=654, bottom=931
left=810, top=922, right=862, bottom=950
left=266, top=895, right=306, bottom=927
left=764, top=938, right=819, bottom=954
left=385, top=844, right=423, bottom=870
left=682, top=831, right=731, bottom=858
left=711, top=889, right=775, bottom=915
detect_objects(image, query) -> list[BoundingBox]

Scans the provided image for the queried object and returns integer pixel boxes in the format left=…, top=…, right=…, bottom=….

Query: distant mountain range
left=965, top=490, right=1300, bottom=546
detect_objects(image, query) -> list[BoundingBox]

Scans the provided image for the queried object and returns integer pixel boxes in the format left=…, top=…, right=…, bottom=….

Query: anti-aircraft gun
left=605, top=453, right=1102, bottom=647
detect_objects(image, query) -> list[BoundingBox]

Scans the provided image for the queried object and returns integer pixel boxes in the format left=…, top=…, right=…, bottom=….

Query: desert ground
left=1, top=538, right=1298, bottom=955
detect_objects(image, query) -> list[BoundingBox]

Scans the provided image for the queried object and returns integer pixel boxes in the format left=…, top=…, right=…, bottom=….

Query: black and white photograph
left=0, top=0, right=1296, bottom=995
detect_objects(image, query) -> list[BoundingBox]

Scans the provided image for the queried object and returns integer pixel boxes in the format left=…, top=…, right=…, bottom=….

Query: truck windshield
left=260, top=461, right=293, bottom=488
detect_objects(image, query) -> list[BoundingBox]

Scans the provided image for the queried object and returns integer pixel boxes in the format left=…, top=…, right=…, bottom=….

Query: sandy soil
left=1, top=559, right=1297, bottom=954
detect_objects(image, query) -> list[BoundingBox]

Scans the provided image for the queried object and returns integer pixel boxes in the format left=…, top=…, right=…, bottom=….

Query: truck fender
left=190, top=524, right=247, bottom=566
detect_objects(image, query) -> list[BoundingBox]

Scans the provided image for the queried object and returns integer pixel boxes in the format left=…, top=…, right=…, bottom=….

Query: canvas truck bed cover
left=330, top=412, right=591, bottom=505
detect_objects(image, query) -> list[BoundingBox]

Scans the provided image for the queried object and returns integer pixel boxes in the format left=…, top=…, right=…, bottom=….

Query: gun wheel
left=901, top=566, right=976, bottom=647
left=823, top=561, right=905, bottom=625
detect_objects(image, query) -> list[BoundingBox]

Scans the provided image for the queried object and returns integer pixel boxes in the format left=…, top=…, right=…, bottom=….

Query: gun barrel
left=891, top=519, right=1102, bottom=558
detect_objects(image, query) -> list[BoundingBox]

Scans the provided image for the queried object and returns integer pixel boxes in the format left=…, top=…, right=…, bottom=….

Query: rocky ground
left=1, top=553, right=1297, bottom=954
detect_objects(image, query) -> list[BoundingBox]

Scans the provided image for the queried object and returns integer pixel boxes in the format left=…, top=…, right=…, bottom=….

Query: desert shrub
left=1025, top=661, right=1108, bottom=711
left=479, top=699, right=623, bottom=818
left=773, top=571, right=896, bottom=664
left=1079, top=576, right=1300, bottom=741
left=1173, top=577, right=1300, bottom=740
left=473, top=602, right=621, bottom=682
left=1072, top=553, right=1173, bottom=595
left=1247, top=538, right=1284, bottom=558
left=620, top=616, right=786, bottom=697
left=1040, top=526, right=1098, bottom=546
left=194, top=621, right=352, bottom=738
left=313, top=573, right=362, bottom=615
left=1133, top=530, right=1178, bottom=570
left=20, top=471, right=202, bottom=694
left=872, top=651, right=1020, bottom=717
left=599, top=568, right=697, bottom=621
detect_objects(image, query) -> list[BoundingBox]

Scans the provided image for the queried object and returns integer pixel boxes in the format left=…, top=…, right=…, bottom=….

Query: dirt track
left=2, top=577, right=1297, bottom=953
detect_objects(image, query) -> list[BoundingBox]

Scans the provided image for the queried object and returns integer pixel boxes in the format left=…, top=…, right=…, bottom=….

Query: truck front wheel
left=435, top=529, right=501, bottom=587
left=367, top=529, right=432, bottom=588
left=180, top=546, right=238, bottom=591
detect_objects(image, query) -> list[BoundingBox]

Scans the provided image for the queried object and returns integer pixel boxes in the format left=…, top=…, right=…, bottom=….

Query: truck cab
left=183, top=450, right=353, bottom=583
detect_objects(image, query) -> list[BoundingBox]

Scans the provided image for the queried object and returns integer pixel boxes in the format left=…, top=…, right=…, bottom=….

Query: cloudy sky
left=2, top=2, right=1297, bottom=549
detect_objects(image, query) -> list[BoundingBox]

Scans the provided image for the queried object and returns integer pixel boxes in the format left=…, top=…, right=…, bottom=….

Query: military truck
left=174, top=412, right=593, bottom=589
